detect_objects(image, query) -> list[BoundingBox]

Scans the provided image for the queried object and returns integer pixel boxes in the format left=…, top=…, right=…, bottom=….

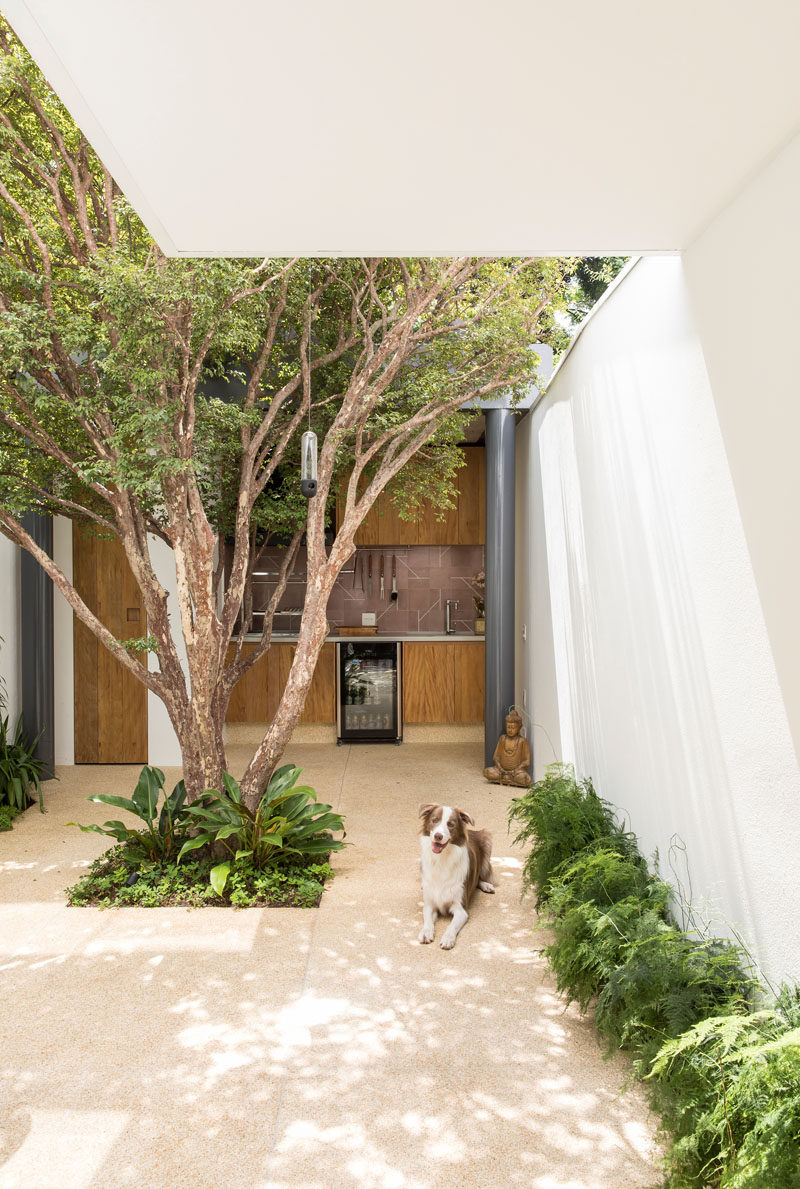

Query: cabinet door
left=457, top=446, right=486, bottom=544
left=225, top=641, right=336, bottom=723
left=225, top=642, right=270, bottom=722
left=453, top=643, right=484, bottom=722
left=417, top=496, right=459, bottom=545
left=299, top=643, right=336, bottom=722
left=403, top=643, right=455, bottom=722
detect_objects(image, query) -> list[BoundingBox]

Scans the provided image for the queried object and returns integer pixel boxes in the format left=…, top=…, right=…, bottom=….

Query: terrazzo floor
left=0, top=734, right=661, bottom=1189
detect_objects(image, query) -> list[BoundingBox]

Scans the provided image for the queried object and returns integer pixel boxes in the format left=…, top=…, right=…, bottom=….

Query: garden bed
left=67, top=844, right=335, bottom=909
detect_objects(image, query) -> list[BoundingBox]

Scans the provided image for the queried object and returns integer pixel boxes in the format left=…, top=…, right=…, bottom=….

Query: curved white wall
left=518, top=254, right=800, bottom=985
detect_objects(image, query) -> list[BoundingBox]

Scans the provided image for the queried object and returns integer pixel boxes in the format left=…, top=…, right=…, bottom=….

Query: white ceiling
left=4, top=1, right=800, bottom=257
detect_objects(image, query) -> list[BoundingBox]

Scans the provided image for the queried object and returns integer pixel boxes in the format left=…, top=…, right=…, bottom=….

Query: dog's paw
left=419, top=928, right=434, bottom=944
left=479, top=880, right=495, bottom=894
left=440, top=932, right=456, bottom=950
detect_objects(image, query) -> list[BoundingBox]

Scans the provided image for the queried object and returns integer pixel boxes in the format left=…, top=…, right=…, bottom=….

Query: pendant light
left=301, top=264, right=318, bottom=499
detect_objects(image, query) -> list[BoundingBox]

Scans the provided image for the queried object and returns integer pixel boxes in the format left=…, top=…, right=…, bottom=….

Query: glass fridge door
left=338, top=642, right=401, bottom=742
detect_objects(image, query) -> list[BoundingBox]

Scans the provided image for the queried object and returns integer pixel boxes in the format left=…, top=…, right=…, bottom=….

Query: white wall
left=146, top=534, right=185, bottom=768
left=0, top=535, right=20, bottom=724
left=519, top=255, right=800, bottom=985
left=684, top=129, right=800, bottom=764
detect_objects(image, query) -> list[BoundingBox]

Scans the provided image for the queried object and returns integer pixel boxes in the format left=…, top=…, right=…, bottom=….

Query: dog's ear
left=418, top=803, right=437, bottom=819
left=457, top=809, right=475, bottom=826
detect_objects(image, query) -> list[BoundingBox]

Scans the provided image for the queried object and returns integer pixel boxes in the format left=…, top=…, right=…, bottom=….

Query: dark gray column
left=20, top=513, right=55, bottom=779
left=484, top=409, right=516, bottom=767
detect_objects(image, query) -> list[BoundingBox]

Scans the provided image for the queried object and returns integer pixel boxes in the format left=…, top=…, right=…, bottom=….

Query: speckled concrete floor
left=0, top=738, right=661, bottom=1189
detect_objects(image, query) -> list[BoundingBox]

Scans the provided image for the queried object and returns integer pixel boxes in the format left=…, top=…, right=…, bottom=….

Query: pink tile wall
left=249, top=545, right=485, bottom=634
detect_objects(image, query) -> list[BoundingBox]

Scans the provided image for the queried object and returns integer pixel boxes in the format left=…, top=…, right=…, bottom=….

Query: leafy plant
left=648, top=998, right=800, bottom=1187
left=508, top=762, right=636, bottom=905
left=0, top=803, right=22, bottom=831
left=0, top=714, right=46, bottom=812
left=508, top=760, right=795, bottom=1188
left=543, top=847, right=672, bottom=1011
left=68, top=764, right=189, bottom=867
left=179, top=764, right=345, bottom=894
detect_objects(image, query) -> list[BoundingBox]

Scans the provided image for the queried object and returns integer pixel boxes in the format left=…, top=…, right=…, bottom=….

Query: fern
left=649, top=1007, right=800, bottom=1187
left=543, top=848, right=672, bottom=1011
left=511, top=761, right=799, bottom=1188
left=508, top=762, right=637, bottom=905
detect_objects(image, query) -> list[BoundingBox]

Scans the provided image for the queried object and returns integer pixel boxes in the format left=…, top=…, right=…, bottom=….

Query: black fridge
left=336, top=640, right=402, bottom=744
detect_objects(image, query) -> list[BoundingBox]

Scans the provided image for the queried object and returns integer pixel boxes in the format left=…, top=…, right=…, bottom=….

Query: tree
left=0, top=19, right=576, bottom=807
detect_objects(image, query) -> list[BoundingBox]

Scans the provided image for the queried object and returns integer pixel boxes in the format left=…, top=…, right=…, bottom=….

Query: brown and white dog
left=418, top=803, right=494, bottom=949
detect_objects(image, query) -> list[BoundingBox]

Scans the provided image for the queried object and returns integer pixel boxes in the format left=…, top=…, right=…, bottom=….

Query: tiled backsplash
left=246, top=544, right=485, bottom=634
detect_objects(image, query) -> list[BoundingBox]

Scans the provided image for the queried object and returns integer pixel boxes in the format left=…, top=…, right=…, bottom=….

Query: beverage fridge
left=336, top=640, right=403, bottom=744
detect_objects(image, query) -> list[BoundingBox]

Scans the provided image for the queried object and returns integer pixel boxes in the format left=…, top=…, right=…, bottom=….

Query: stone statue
left=484, top=709, right=531, bottom=787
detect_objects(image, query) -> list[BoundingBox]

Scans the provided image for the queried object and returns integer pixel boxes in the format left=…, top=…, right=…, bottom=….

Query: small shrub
left=68, top=764, right=189, bottom=866
left=508, top=762, right=636, bottom=905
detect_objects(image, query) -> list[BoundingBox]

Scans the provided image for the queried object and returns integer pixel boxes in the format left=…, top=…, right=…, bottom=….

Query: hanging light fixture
left=300, top=264, right=318, bottom=499
left=300, top=428, right=318, bottom=498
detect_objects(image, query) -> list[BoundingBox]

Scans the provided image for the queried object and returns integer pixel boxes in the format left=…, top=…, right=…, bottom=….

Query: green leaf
left=88, top=793, right=143, bottom=818
left=177, top=833, right=215, bottom=861
left=210, top=862, right=230, bottom=896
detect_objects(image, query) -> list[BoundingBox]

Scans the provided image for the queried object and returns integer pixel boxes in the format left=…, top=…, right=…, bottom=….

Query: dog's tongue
left=431, top=839, right=447, bottom=854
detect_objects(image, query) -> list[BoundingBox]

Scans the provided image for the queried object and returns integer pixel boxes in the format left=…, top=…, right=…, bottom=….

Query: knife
left=391, top=554, right=398, bottom=601
left=379, top=554, right=385, bottom=600
left=368, top=554, right=373, bottom=598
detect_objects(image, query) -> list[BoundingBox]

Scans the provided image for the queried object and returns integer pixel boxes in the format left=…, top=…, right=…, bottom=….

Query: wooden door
left=73, top=526, right=148, bottom=763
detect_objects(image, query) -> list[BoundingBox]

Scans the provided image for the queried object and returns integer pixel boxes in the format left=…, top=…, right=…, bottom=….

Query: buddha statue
left=484, top=709, right=531, bottom=787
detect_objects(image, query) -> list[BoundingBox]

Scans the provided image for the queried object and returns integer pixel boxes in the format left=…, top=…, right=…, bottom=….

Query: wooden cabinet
left=403, top=641, right=484, bottom=723
left=225, top=642, right=335, bottom=724
left=339, top=446, right=485, bottom=546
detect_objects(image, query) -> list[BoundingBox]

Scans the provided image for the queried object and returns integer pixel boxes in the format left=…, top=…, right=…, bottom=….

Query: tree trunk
left=174, top=700, right=227, bottom=802
left=238, top=578, right=333, bottom=810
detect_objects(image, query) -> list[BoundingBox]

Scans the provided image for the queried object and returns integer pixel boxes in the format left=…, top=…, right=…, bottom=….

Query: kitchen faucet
left=445, top=599, right=459, bottom=634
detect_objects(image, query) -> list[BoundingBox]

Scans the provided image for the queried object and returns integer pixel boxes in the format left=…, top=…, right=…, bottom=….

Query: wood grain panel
left=73, top=525, right=147, bottom=763
left=225, top=641, right=336, bottom=724
left=417, top=494, right=459, bottom=545
left=453, top=642, right=485, bottom=722
left=225, top=643, right=270, bottom=722
left=457, top=446, right=486, bottom=545
left=300, top=643, right=335, bottom=722
left=403, top=643, right=455, bottom=722
left=376, top=489, right=419, bottom=545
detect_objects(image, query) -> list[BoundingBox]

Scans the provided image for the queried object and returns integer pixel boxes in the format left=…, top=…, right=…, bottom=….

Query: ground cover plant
left=67, top=763, right=343, bottom=908
left=67, top=847, right=334, bottom=909
left=509, top=763, right=800, bottom=1187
